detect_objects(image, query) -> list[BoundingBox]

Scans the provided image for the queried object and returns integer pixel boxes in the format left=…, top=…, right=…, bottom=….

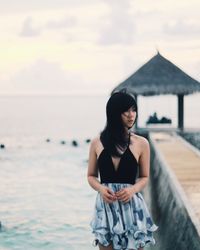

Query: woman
left=87, top=91, right=158, bottom=250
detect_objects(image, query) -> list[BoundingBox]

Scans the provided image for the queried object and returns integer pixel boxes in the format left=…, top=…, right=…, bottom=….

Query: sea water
left=0, top=94, right=199, bottom=250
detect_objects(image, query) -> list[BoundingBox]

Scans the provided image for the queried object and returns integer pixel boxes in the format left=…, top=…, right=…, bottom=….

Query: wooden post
left=134, top=94, right=138, bottom=129
left=178, top=94, right=184, bottom=130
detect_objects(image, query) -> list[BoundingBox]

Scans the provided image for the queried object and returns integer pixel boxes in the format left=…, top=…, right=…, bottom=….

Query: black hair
left=100, top=90, right=138, bottom=157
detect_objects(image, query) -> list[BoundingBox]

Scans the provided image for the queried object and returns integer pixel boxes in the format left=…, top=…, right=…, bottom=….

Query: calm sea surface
left=0, top=94, right=199, bottom=250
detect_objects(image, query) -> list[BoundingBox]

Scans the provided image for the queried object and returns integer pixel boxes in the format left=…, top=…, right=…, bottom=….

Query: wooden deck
left=150, top=132, right=200, bottom=220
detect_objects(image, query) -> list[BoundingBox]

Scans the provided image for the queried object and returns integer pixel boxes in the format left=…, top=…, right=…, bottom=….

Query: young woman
left=87, top=91, right=158, bottom=250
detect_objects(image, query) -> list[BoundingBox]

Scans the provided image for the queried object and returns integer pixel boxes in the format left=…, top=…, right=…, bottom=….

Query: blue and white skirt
left=90, top=183, right=158, bottom=250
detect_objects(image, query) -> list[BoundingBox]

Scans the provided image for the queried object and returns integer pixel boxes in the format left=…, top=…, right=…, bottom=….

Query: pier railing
left=139, top=130, right=200, bottom=250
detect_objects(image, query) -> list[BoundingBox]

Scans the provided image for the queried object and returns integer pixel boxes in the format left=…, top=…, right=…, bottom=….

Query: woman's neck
left=124, top=127, right=130, bottom=135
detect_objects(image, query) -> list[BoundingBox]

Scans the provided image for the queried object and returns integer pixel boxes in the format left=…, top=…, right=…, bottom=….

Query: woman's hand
left=115, top=186, right=135, bottom=203
left=99, top=185, right=117, bottom=203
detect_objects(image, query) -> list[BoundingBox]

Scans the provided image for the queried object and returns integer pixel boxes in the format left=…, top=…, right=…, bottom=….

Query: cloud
left=5, top=59, right=85, bottom=94
left=18, top=2, right=137, bottom=44
left=97, top=0, right=136, bottom=45
left=19, top=15, right=78, bottom=39
left=0, top=0, right=96, bottom=13
left=46, top=16, right=77, bottom=29
left=19, top=17, right=40, bottom=37
left=163, top=20, right=200, bottom=37
left=103, top=0, right=132, bottom=9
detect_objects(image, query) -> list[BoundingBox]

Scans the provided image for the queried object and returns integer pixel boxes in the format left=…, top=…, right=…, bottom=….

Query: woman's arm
left=132, top=136, right=150, bottom=193
left=87, top=138, right=117, bottom=203
left=87, top=137, right=102, bottom=192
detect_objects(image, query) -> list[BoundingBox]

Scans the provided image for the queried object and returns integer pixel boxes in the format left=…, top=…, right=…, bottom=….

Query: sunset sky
left=0, top=0, right=199, bottom=95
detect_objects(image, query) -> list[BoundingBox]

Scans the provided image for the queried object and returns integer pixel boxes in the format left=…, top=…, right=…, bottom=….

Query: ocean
left=0, top=93, right=199, bottom=250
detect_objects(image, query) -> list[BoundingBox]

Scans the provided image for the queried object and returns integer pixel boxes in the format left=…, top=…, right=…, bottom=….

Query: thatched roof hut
left=111, top=52, right=200, bottom=130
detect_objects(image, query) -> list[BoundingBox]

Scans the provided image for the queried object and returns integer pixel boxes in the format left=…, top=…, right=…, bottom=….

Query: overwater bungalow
left=111, top=52, right=200, bottom=131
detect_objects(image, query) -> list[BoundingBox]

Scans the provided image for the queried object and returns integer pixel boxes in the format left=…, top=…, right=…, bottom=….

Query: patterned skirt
left=90, top=183, right=158, bottom=250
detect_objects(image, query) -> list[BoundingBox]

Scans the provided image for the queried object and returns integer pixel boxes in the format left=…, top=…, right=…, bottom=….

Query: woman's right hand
left=99, top=185, right=117, bottom=203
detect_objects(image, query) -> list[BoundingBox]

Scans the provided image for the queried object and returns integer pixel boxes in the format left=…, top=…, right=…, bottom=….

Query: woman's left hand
left=115, top=187, right=136, bottom=203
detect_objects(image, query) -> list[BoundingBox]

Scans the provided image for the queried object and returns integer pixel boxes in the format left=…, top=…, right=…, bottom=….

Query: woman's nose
left=128, top=110, right=135, bottom=116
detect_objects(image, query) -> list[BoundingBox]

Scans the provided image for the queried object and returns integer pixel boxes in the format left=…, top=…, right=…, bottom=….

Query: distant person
left=153, top=112, right=158, bottom=120
left=87, top=91, right=158, bottom=250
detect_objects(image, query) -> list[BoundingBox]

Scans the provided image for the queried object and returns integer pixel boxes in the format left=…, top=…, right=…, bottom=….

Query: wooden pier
left=150, top=131, right=200, bottom=220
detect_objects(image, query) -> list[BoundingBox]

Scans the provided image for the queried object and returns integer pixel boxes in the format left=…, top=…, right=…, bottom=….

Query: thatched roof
left=111, top=52, right=200, bottom=96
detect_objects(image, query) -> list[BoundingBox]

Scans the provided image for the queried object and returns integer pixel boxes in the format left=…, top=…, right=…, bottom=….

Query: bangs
left=120, top=99, right=136, bottom=113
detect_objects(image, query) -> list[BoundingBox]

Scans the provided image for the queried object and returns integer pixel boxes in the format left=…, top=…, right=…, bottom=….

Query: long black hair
left=100, top=91, right=138, bottom=157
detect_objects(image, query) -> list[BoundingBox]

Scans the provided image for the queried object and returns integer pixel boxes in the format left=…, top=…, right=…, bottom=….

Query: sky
left=0, top=0, right=200, bottom=95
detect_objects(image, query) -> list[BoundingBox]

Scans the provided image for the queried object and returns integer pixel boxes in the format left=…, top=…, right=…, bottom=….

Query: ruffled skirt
left=90, top=183, right=158, bottom=250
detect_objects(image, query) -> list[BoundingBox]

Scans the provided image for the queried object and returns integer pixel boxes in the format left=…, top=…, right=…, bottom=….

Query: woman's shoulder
left=130, top=131, right=150, bottom=147
left=89, top=135, right=101, bottom=149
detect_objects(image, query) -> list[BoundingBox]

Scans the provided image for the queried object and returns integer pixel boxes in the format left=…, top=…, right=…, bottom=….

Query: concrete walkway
left=150, top=131, right=200, bottom=220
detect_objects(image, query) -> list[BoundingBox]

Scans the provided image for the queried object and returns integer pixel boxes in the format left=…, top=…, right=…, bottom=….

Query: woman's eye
left=131, top=107, right=136, bottom=111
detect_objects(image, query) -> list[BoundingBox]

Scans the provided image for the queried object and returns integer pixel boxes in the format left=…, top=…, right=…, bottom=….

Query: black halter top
left=97, top=132, right=138, bottom=184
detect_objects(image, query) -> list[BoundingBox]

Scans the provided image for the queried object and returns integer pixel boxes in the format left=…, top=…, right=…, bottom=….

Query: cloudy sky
left=0, top=0, right=199, bottom=95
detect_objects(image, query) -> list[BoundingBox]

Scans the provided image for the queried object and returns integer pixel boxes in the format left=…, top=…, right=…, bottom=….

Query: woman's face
left=121, top=106, right=137, bottom=129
